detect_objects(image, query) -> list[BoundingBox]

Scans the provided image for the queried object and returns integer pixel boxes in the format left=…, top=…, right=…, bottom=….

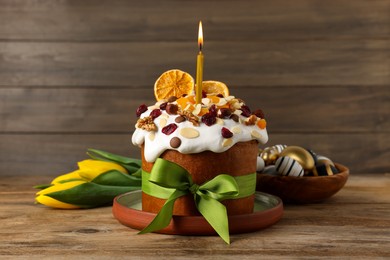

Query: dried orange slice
left=202, top=81, right=229, bottom=97
left=154, top=69, right=194, bottom=101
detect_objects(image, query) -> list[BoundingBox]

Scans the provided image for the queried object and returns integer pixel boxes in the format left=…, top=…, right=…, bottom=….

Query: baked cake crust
left=141, top=140, right=258, bottom=216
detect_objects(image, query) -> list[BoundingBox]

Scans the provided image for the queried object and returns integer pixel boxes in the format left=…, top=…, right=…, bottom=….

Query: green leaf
left=46, top=182, right=140, bottom=208
left=87, top=148, right=142, bottom=174
left=91, top=170, right=142, bottom=187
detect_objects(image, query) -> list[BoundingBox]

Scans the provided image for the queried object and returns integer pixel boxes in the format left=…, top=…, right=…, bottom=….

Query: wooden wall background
left=0, top=0, right=389, bottom=176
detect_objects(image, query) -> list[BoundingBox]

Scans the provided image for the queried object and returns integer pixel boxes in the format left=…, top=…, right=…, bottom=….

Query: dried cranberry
left=253, top=109, right=265, bottom=119
left=202, top=91, right=207, bottom=98
left=240, top=105, right=251, bottom=117
left=136, top=104, right=148, bottom=117
left=217, top=94, right=224, bottom=98
left=218, top=108, right=232, bottom=118
left=150, top=109, right=162, bottom=119
left=182, top=93, right=187, bottom=97
left=162, top=123, right=178, bottom=135
left=201, top=113, right=216, bottom=126
left=209, top=105, right=217, bottom=116
left=160, top=102, right=168, bottom=110
left=221, top=127, right=233, bottom=138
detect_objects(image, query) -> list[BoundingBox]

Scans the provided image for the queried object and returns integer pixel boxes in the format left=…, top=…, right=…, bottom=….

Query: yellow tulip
left=77, top=159, right=127, bottom=181
left=35, top=195, right=80, bottom=209
left=37, top=180, right=86, bottom=196
left=36, top=180, right=86, bottom=209
left=51, top=170, right=82, bottom=184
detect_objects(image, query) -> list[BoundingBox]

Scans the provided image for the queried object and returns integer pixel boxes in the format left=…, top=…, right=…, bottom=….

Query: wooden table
left=1, top=174, right=389, bottom=258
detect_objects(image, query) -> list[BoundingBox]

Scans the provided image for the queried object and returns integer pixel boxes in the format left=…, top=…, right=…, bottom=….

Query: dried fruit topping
left=257, top=119, right=267, bottom=129
left=201, top=112, right=217, bottom=126
left=159, top=102, right=168, bottom=110
left=218, top=108, right=232, bottom=118
left=253, top=109, right=265, bottom=119
left=166, top=103, right=178, bottom=115
left=244, top=114, right=257, bottom=125
left=154, top=69, right=194, bottom=101
left=150, top=109, right=162, bottom=119
left=136, top=104, right=148, bottom=117
left=168, top=96, right=178, bottom=103
left=230, top=114, right=239, bottom=122
left=221, top=127, right=233, bottom=138
left=202, top=90, right=207, bottom=98
left=209, top=104, right=217, bottom=116
left=162, top=123, right=178, bottom=135
left=217, top=94, right=224, bottom=98
left=240, top=105, right=251, bottom=117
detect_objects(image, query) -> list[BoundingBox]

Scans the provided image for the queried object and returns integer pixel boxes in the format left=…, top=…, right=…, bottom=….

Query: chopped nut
left=179, top=110, right=200, bottom=126
left=136, top=116, right=157, bottom=131
left=245, top=115, right=257, bottom=125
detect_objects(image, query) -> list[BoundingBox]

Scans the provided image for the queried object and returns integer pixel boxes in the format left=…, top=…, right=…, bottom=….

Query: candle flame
left=198, top=21, right=203, bottom=51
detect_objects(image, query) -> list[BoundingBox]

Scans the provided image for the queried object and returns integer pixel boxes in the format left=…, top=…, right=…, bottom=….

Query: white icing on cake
left=132, top=94, right=268, bottom=162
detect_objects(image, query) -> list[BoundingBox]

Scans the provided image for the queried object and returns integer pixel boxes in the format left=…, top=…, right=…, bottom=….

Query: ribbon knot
left=189, top=183, right=199, bottom=194
left=139, top=158, right=240, bottom=244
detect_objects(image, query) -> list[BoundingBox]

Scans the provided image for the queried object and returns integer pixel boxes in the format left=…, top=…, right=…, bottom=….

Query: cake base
left=141, top=140, right=259, bottom=216
left=113, top=190, right=283, bottom=235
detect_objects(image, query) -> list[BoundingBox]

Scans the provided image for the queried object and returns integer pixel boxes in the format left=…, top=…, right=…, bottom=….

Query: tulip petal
left=51, top=170, right=82, bottom=184
left=35, top=195, right=80, bottom=209
left=45, top=182, right=140, bottom=208
left=37, top=180, right=86, bottom=195
left=87, top=149, right=141, bottom=174
left=78, top=159, right=127, bottom=181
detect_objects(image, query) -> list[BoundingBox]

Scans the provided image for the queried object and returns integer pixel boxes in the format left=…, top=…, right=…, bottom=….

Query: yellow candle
left=196, top=21, right=204, bottom=104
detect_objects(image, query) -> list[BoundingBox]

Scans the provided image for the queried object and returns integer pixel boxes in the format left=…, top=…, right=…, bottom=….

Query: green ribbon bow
left=139, top=158, right=242, bottom=244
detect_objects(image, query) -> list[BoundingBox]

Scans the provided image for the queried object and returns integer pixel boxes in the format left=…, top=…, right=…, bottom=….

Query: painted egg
left=279, top=146, right=315, bottom=170
left=316, top=155, right=335, bottom=167
left=273, top=144, right=287, bottom=153
left=313, top=161, right=339, bottom=176
left=262, top=165, right=279, bottom=175
left=306, top=149, right=318, bottom=164
left=275, top=156, right=304, bottom=177
left=259, top=147, right=279, bottom=165
left=256, top=156, right=265, bottom=172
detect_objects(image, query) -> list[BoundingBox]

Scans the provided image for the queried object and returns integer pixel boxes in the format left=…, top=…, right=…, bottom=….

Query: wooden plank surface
left=0, top=0, right=389, bottom=177
left=0, top=174, right=389, bottom=258
left=0, top=134, right=388, bottom=175
left=0, top=0, right=388, bottom=41
left=0, top=40, right=389, bottom=87
left=1, top=86, right=388, bottom=133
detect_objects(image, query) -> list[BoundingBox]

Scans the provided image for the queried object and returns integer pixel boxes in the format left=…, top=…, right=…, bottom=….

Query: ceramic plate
left=113, top=190, right=283, bottom=235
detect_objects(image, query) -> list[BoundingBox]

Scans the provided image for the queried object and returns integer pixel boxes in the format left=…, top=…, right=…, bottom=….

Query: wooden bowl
left=256, top=163, right=349, bottom=204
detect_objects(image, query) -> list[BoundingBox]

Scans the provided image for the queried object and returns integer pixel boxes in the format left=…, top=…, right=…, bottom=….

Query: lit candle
left=196, top=21, right=204, bottom=104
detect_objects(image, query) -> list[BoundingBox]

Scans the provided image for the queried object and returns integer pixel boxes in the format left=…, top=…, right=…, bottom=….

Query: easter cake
left=132, top=69, right=268, bottom=216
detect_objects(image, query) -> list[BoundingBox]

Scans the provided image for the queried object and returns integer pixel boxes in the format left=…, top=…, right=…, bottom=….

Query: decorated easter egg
left=273, top=144, right=287, bottom=153
left=275, top=156, right=304, bottom=177
left=306, top=149, right=318, bottom=164
left=262, top=165, right=279, bottom=175
left=316, top=155, right=335, bottom=166
left=259, top=147, right=279, bottom=165
left=256, top=156, right=265, bottom=172
left=313, top=161, right=339, bottom=176
left=280, top=146, right=315, bottom=170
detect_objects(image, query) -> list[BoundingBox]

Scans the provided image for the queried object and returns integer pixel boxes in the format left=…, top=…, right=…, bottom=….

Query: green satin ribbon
left=139, top=158, right=256, bottom=244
